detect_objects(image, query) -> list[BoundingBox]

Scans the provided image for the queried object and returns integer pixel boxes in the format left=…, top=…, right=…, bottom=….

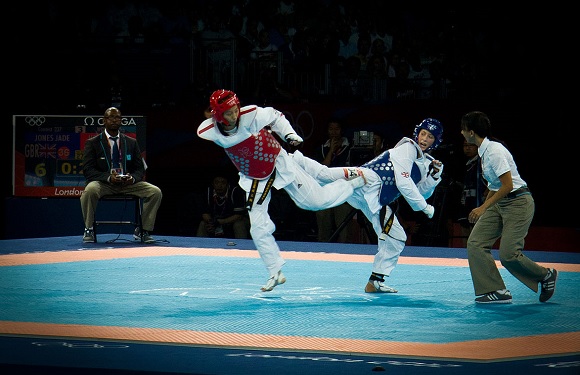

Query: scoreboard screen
left=12, top=115, right=146, bottom=197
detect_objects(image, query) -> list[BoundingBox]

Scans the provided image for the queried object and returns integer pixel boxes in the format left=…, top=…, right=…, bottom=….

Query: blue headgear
left=413, top=118, right=443, bottom=151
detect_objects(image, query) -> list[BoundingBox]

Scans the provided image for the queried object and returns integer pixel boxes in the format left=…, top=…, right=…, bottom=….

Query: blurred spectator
left=353, top=31, right=371, bottom=72
left=197, top=175, right=250, bottom=239
left=250, top=30, right=279, bottom=60
left=388, top=51, right=414, bottom=99
left=239, top=15, right=264, bottom=51
left=362, top=54, right=389, bottom=102
left=407, top=52, right=432, bottom=99
left=337, top=22, right=358, bottom=62
left=279, top=29, right=309, bottom=69
left=366, top=54, right=388, bottom=79
left=369, top=38, right=388, bottom=64
left=275, top=0, right=296, bottom=25
left=310, top=25, right=340, bottom=69
left=373, top=132, right=388, bottom=157
left=454, top=140, right=488, bottom=246
left=369, top=18, right=393, bottom=54
left=428, top=51, right=451, bottom=99
left=314, top=118, right=357, bottom=243
left=200, top=14, right=236, bottom=88
left=158, top=3, right=192, bottom=45
left=334, top=55, right=364, bottom=101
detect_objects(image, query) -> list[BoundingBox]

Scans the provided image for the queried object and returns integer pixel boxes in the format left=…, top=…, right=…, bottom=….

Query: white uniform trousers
left=245, top=160, right=363, bottom=277
left=292, top=150, right=408, bottom=277
left=348, top=187, right=407, bottom=277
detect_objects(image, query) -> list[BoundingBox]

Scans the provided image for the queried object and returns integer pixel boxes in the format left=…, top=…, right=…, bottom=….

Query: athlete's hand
left=429, top=160, right=443, bottom=180
left=422, top=204, right=435, bottom=219
left=285, top=133, right=303, bottom=146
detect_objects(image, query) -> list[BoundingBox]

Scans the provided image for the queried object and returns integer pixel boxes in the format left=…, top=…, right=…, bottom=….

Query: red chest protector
left=224, top=128, right=282, bottom=179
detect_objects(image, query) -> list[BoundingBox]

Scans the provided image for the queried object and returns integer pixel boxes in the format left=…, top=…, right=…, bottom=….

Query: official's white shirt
left=478, top=137, right=526, bottom=192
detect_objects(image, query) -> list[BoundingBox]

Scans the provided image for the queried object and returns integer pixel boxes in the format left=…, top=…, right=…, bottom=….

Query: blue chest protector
left=362, top=151, right=422, bottom=206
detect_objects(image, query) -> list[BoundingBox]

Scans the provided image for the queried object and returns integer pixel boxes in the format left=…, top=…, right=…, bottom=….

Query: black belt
left=379, top=200, right=399, bottom=236
left=506, top=186, right=530, bottom=199
left=245, top=172, right=276, bottom=211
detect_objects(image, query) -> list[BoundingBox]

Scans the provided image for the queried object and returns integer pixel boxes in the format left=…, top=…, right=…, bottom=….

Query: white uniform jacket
left=197, top=105, right=299, bottom=191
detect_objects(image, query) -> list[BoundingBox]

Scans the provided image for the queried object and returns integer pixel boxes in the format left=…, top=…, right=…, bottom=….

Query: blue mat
left=1, top=235, right=579, bottom=375
left=1, top=255, right=578, bottom=343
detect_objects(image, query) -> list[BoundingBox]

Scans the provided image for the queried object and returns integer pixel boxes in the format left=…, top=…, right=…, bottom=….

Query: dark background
left=3, top=2, right=574, bottom=240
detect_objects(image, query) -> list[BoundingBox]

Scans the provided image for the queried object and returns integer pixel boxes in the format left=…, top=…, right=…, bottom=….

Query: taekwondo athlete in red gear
left=197, top=90, right=367, bottom=292
left=293, top=118, right=444, bottom=293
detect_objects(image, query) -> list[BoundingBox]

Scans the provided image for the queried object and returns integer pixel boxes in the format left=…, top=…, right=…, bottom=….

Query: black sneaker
left=475, top=290, right=512, bottom=304
left=134, top=228, right=155, bottom=244
left=83, top=228, right=95, bottom=243
left=540, top=268, right=558, bottom=303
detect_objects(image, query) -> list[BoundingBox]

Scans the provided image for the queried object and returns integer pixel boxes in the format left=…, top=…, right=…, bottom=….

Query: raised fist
left=422, top=204, right=435, bottom=219
left=429, top=160, right=443, bottom=180
left=285, top=133, right=303, bottom=146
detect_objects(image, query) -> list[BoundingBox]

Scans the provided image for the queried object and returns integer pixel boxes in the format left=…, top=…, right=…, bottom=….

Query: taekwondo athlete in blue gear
left=197, top=90, right=367, bottom=292
left=293, top=118, right=445, bottom=293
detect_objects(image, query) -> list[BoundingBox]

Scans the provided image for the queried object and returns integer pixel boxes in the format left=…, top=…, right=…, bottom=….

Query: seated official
left=80, top=107, right=162, bottom=244
left=197, top=175, right=250, bottom=239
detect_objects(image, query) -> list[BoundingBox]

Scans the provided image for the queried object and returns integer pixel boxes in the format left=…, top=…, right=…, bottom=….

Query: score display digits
left=56, top=159, right=84, bottom=176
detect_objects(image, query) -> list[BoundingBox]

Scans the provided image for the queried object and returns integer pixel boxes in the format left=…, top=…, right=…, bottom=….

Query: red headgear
left=209, top=90, right=240, bottom=124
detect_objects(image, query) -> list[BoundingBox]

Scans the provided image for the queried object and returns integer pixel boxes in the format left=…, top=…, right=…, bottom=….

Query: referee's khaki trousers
left=466, top=194, right=546, bottom=296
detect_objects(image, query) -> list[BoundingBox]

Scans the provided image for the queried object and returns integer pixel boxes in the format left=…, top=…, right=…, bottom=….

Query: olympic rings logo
left=25, top=116, right=46, bottom=127
left=32, top=341, right=129, bottom=349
